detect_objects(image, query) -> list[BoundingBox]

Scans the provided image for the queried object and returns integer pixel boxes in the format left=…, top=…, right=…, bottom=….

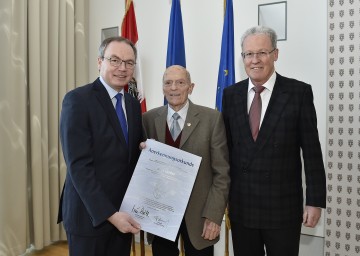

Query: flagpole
left=219, top=2, right=232, bottom=252
left=224, top=0, right=226, bottom=16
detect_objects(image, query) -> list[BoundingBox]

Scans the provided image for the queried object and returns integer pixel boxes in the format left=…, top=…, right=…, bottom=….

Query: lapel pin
left=187, top=123, right=191, bottom=127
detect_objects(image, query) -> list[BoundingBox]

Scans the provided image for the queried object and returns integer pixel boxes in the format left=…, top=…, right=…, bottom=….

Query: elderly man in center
left=141, top=65, right=230, bottom=256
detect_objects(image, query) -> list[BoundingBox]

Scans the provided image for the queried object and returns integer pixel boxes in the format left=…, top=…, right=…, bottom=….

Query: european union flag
left=216, top=0, right=235, bottom=111
left=166, top=0, right=186, bottom=68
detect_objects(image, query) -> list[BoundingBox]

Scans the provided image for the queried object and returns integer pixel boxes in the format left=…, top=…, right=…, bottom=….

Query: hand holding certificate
left=120, top=139, right=202, bottom=241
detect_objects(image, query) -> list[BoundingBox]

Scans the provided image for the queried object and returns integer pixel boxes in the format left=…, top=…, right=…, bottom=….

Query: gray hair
left=163, top=65, right=192, bottom=84
left=241, top=26, right=277, bottom=50
left=98, top=36, right=137, bottom=60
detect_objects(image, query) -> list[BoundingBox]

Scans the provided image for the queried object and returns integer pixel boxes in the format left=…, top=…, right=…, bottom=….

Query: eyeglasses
left=241, top=48, right=277, bottom=60
left=163, top=79, right=188, bottom=87
left=103, top=57, right=136, bottom=69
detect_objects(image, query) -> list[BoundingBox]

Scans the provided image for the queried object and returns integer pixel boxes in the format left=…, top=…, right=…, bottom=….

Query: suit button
left=243, top=169, right=247, bottom=174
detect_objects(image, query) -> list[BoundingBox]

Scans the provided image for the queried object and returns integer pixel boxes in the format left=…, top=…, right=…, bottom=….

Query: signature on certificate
left=131, top=205, right=150, bottom=218
left=152, top=215, right=169, bottom=227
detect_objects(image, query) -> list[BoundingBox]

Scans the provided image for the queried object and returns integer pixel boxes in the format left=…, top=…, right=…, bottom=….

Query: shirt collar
left=167, top=100, right=189, bottom=121
left=99, top=76, right=125, bottom=99
left=247, top=71, right=277, bottom=93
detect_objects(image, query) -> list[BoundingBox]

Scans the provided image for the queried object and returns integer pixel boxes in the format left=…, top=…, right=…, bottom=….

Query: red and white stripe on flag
left=121, top=0, right=147, bottom=113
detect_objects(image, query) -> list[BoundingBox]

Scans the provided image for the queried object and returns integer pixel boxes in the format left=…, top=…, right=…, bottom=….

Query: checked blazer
left=222, top=73, right=326, bottom=229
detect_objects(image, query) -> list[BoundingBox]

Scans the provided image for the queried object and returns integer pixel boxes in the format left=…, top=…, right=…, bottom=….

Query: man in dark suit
left=142, top=65, right=230, bottom=256
left=58, top=37, right=143, bottom=256
left=222, top=26, right=326, bottom=256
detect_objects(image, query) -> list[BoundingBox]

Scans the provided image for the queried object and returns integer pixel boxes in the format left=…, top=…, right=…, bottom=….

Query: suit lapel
left=154, top=107, right=168, bottom=144
left=232, top=81, right=255, bottom=150
left=124, top=93, right=134, bottom=152
left=180, top=101, right=200, bottom=148
left=250, top=74, right=290, bottom=157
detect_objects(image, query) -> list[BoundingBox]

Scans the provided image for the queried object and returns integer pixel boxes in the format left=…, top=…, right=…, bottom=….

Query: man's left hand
left=201, top=219, right=220, bottom=240
left=302, top=205, right=322, bottom=228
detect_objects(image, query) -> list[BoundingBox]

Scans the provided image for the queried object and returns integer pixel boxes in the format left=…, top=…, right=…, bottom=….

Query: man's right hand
left=108, top=211, right=141, bottom=234
left=139, top=141, right=146, bottom=150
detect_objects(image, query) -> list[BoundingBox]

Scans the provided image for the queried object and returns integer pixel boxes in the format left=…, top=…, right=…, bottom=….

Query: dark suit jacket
left=222, top=73, right=326, bottom=229
left=58, top=78, right=143, bottom=236
left=142, top=101, right=230, bottom=250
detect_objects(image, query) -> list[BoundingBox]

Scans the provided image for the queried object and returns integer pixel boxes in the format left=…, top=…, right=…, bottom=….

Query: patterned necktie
left=249, top=86, right=265, bottom=141
left=170, top=113, right=181, bottom=140
left=115, top=93, right=128, bottom=144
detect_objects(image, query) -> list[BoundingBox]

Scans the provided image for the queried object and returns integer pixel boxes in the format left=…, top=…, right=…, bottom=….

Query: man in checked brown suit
left=222, top=26, right=326, bottom=256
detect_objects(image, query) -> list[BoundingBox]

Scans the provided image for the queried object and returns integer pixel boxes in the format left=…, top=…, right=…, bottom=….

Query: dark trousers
left=66, top=229, right=132, bottom=256
left=230, top=221, right=302, bottom=256
left=152, top=220, right=214, bottom=256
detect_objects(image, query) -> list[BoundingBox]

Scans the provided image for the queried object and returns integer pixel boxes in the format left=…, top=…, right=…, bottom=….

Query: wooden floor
left=27, top=240, right=152, bottom=256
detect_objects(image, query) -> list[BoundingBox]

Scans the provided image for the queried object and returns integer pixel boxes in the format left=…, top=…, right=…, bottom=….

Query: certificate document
left=120, top=139, right=202, bottom=241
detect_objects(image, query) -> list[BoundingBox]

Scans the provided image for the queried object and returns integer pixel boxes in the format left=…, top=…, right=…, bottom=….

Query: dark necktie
left=249, top=86, right=265, bottom=141
left=115, top=93, right=128, bottom=144
left=170, top=113, right=181, bottom=140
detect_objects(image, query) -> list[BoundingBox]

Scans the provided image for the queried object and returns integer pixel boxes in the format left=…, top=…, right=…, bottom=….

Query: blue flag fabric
left=216, top=0, right=235, bottom=111
left=166, top=0, right=186, bottom=68
left=165, top=0, right=186, bottom=104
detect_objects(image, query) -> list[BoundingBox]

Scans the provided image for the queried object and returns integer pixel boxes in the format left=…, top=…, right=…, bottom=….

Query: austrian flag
left=121, top=0, right=147, bottom=113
